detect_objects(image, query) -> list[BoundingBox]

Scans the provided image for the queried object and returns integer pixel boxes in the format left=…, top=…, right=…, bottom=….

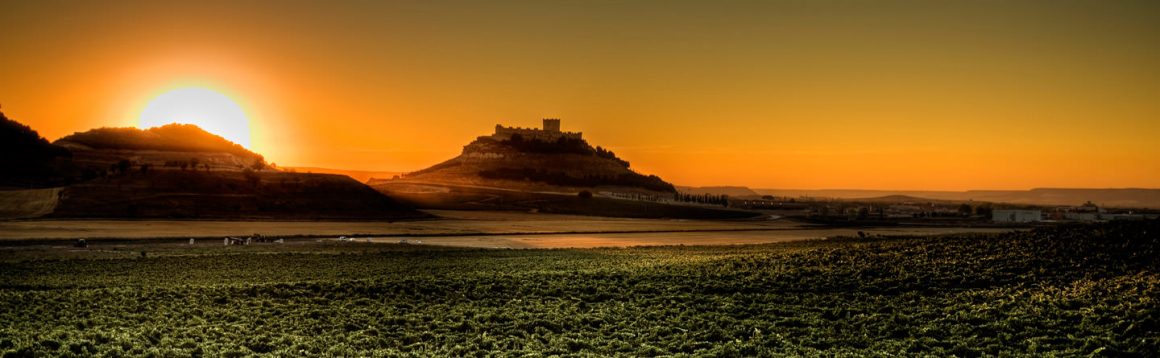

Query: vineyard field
left=1, top=221, right=1157, bottom=356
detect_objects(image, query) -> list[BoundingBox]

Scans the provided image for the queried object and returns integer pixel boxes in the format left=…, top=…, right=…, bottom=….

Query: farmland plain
left=0, top=220, right=1156, bottom=356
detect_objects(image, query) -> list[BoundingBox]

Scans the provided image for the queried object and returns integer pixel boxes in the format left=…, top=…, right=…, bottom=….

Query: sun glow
left=139, top=88, right=252, bottom=148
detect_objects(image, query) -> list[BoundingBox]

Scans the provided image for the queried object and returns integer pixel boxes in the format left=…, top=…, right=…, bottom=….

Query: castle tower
left=543, top=118, right=560, bottom=132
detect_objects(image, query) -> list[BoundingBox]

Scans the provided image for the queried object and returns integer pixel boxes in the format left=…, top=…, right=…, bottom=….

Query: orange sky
left=2, top=1, right=1157, bottom=190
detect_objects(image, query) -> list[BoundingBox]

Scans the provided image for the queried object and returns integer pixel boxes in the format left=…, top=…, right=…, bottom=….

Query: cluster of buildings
left=883, top=204, right=960, bottom=218
left=992, top=201, right=1154, bottom=223
left=806, top=203, right=964, bottom=219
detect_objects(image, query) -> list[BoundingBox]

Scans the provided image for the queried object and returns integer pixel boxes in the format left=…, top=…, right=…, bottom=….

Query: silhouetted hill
left=391, top=136, right=675, bottom=193
left=0, top=120, right=426, bottom=220
left=0, top=111, right=74, bottom=188
left=56, top=124, right=256, bottom=157
left=53, top=124, right=267, bottom=173
left=0, top=112, right=71, bottom=162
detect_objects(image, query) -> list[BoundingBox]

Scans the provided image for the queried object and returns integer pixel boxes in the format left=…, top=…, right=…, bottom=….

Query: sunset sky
left=2, top=1, right=1157, bottom=190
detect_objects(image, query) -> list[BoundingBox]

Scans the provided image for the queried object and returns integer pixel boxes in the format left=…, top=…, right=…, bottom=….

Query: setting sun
left=139, top=88, right=251, bottom=148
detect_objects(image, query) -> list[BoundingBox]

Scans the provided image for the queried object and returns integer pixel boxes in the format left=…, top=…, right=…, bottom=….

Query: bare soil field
left=0, top=188, right=61, bottom=219
left=373, top=182, right=760, bottom=219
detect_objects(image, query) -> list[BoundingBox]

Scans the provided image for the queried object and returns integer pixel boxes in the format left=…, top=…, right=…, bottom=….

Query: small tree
left=242, top=168, right=260, bottom=187
left=975, top=204, right=993, bottom=218
left=958, top=203, right=973, bottom=216
left=117, top=160, right=132, bottom=175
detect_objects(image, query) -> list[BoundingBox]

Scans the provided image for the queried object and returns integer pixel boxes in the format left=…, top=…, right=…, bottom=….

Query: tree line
left=674, top=192, right=730, bottom=207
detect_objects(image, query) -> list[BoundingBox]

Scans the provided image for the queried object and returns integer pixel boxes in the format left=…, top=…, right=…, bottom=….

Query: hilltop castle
left=488, top=118, right=583, bottom=142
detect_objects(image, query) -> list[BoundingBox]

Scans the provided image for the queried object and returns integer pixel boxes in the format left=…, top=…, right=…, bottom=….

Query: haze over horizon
left=2, top=0, right=1157, bottom=191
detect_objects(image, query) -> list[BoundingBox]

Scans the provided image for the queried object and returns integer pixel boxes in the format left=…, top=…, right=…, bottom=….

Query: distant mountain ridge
left=671, top=185, right=1160, bottom=208
left=676, top=186, right=759, bottom=196
left=754, top=188, right=1160, bottom=209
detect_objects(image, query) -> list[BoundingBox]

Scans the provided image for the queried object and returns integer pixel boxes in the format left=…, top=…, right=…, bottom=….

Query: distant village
left=989, top=201, right=1154, bottom=223
left=731, top=198, right=1158, bottom=224
left=613, top=190, right=1160, bottom=225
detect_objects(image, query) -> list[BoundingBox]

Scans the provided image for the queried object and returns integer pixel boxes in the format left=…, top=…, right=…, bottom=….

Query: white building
left=993, top=210, right=1042, bottom=223
left=1057, top=202, right=1112, bottom=221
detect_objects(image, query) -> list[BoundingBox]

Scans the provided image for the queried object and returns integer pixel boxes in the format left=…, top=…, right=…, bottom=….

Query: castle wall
left=489, top=124, right=582, bottom=142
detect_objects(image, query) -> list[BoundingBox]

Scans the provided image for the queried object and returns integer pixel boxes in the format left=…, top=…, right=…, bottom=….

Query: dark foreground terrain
left=372, top=182, right=760, bottom=220
left=0, top=221, right=1157, bottom=356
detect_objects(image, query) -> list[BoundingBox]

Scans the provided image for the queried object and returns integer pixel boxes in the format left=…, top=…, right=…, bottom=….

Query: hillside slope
left=50, top=170, right=428, bottom=220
